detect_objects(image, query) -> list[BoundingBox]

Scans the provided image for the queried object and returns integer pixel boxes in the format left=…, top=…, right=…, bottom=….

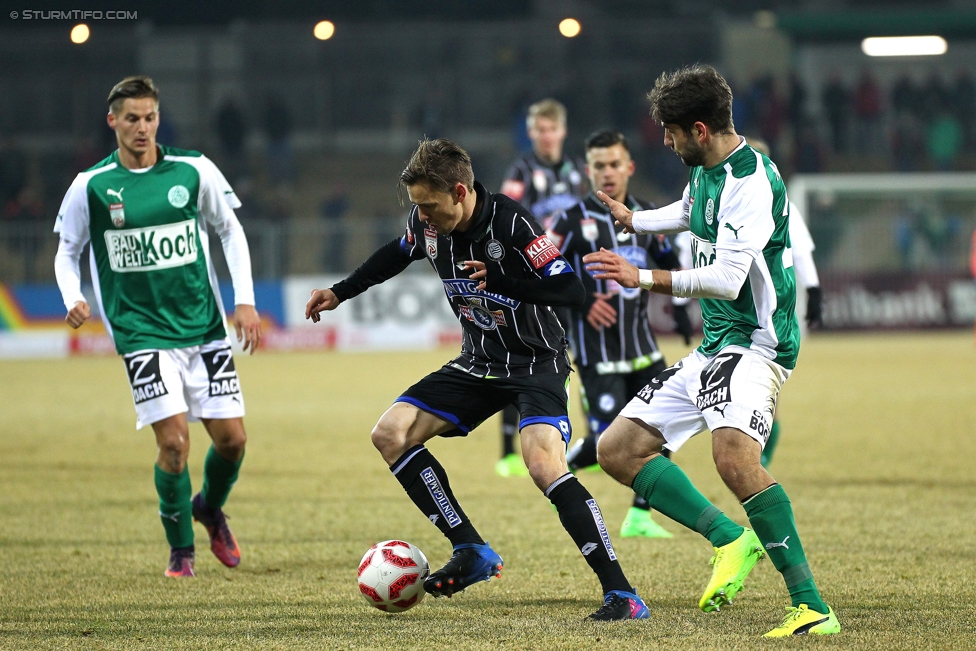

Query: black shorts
left=578, top=361, right=667, bottom=432
left=396, top=364, right=573, bottom=445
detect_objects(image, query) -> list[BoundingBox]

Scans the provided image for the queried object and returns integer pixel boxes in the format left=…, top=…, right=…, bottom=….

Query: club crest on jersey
left=109, top=203, right=125, bottom=228
left=581, top=218, right=598, bottom=242
left=460, top=297, right=507, bottom=330
left=525, top=234, right=560, bottom=269
left=424, top=228, right=437, bottom=259
left=705, top=198, right=715, bottom=225
left=532, top=169, right=547, bottom=192
left=485, top=238, right=505, bottom=261
left=168, top=185, right=190, bottom=208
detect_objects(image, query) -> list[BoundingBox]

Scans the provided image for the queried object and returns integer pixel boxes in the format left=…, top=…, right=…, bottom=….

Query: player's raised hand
left=305, top=288, right=340, bottom=323
left=583, top=248, right=640, bottom=289
left=586, top=292, right=618, bottom=329
left=234, top=304, right=263, bottom=354
left=65, top=301, right=91, bottom=329
left=463, top=260, right=489, bottom=291
left=595, top=190, right=635, bottom=233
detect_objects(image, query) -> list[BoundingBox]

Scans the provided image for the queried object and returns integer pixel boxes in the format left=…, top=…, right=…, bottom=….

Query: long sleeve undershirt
left=331, top=237, right=584, bottom=307
left=631, top=200, right=689, bottom=234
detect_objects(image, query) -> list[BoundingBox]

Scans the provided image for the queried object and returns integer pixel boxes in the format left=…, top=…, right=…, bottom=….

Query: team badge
left=485, top=238, right=505, bottom=261
left=581, top=218, right=598, bottom=242
left=460, top=297, right=506, bottom=331
left=109, top=203, right=125, bottom=228
left=705, top=198, right=715, bottom=225
left=107, top=188, right=125, bottom=227
left=424, top=228, right=438, bottom=259
left=168, top=185, right=190, bottom=209
left=532, top=169, right=547, bottom=192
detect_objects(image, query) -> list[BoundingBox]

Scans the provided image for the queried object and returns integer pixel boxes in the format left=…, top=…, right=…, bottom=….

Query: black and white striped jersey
left=548, top=193, right=682, bottom=370
left=332, top=181, right=583, bottom=378
left=500, top=153, right=587, bottom=225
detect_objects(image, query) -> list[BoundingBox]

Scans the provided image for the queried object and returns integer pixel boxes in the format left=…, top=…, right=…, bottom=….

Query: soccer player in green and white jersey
left=53, top=77, right=262, bottom=578
left=583, top=65, right=840, bottom=637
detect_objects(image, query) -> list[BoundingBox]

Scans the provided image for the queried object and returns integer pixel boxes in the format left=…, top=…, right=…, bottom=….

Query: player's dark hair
left=400, top=138, right=475, bottom=195
left=648, top=64, right=734, bottom=135
left=585, top=130, right=630, bottom=153
left=107, top=76, right=159, bottom=114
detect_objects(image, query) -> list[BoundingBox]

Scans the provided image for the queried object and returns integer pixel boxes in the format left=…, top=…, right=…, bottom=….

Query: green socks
left=760, top=419, right=781, bottom=467
left=743, top=483, right=828, bottom=614
left=154, top=465, right=193, bottom=548
left=632, top=455, right=744, bottom=548
left=201, top=446, right=244, bottom=510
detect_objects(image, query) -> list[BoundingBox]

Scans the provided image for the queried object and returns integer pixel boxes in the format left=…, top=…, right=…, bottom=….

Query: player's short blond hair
left=527, top=99, right=567, bottom=129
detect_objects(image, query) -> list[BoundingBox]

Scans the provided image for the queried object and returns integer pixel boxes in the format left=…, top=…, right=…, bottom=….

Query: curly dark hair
left=648, top=64, right=734, bottom=135
left=400, top=138, right=475, bottom=194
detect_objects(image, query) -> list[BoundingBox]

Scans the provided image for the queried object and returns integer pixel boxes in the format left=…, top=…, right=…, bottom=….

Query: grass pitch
left=1, top=332, right=975, bottom=650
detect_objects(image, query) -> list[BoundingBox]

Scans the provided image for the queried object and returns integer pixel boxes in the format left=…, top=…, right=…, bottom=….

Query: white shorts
left=618, top=345, right=789, bottom=451
left=121, top=339, right=246, bottom=430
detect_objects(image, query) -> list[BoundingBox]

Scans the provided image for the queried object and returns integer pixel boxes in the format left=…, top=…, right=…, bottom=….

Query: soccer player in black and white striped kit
left=495, top=98, right=588, bottom=478
left=306, top=139, right=649, bottom=621
left=549, top=130, right=692, bottom=539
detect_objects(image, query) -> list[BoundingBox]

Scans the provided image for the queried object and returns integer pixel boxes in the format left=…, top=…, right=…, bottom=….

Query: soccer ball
left=357, top=540, right=430, bottom=612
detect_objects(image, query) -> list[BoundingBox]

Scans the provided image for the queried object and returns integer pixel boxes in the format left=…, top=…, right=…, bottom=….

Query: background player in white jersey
left=583, top=65, right=839, bottom=637
left=745, top=137, right=823, bottom=467
left=53, top=77, right=262, bottom=578
left=495, top=99, right=588, bottom=478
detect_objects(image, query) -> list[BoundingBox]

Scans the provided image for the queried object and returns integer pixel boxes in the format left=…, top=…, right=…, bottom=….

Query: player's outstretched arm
left=305, top=289, right=340, bottom=323
left=594, top=190, right=635, bottom=233
left=233, top=304, right=262, bottom=354
left=584, top=248, right=674, bottom=295
left=65, top=301, right=91, bottom=329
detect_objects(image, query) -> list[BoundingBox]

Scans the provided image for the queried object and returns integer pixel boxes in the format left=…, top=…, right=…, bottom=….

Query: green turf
left=1, top=332, right=975, bottom=649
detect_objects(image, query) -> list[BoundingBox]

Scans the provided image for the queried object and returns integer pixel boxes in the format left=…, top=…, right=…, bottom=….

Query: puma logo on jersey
left=724, top=222, right=742, bottom=238
left=107, top=187, right=124, bottom=201
left=765, top=535, right=790, bottom=550
left=159, top=511, right=180, bottom=522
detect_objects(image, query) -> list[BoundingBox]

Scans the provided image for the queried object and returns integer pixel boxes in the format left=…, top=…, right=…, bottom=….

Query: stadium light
left=314, top=20, right=335, bottom=41
left=861, top=35, right=947, bottom=57
left=558, top=18, right=581, bottom=38
left=70, top=24, right=90, bottom=44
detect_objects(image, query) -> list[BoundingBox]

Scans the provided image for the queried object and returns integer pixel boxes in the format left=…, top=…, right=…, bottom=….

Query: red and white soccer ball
left=357, top=540, right=430, bottom=612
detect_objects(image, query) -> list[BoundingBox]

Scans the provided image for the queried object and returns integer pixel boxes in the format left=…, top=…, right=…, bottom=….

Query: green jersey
left=684, top=140, right=799, bottom=369
left=54, top=146, right=249, bottom=354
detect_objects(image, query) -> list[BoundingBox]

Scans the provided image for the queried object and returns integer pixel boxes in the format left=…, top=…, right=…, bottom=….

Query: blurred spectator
left=787, top=72, right=807, bottom=125
left=754, top=76, right=785, bottom=158
left=156, top=119, right=178, bottom=147
left=927, top=111, right=963, bottom=171
left=264, top=95, right=295, bottom=187
left=854, top=70, right=883, bottom=155
left=320, top=183, right=350, bottom=272
left=821, top=72, right=851, bottom=155
left=951, top=69, right=976, bottom=147
left=216, top=99, right=248, bottom=184
left=0, top=139, right=27, bottom=208
left=3, top=184, right=45, bottom=282
left=891, top=74, right=920, bottom=117
left=793, top=124, right=823, bottom=173
left=891, top=112, right=924, bottom=172
left=920, top=72, right=949, bottom=122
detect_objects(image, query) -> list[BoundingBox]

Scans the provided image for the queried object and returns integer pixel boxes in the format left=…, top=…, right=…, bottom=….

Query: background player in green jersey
left=583, top=65, right=840, bottom=637
left=53, top=77, right=262, bottom=577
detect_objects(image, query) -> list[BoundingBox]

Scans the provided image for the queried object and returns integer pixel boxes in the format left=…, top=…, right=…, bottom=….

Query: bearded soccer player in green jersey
left=583, top=65, right=839, bottom=637
left=54, top=77, right=262, bottom=577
